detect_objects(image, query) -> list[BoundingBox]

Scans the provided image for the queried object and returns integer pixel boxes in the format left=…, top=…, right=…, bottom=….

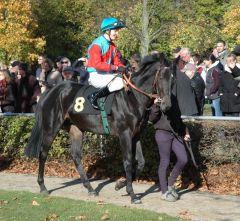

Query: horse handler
left=148, top=95, right=190, bottom=202
left=87, top=17, right=127, bottom=109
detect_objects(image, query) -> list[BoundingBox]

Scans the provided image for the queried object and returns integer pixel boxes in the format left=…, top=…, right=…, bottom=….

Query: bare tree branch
left=149, top=21, right=173, bottom=42
left=148, top=0, right=160, bottom=17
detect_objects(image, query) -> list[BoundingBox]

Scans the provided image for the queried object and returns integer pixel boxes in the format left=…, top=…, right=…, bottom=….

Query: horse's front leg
left=119, top=131, right=142, bottom=204
left=38, top=150, right=49, bottom=194
left=115, top=139, right=145, bottom=191
left=69, top=125, right=97, bottom=196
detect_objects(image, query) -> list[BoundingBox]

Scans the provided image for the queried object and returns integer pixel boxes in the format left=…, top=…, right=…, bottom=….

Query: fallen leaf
left=97, top=200, right=106, bottom=205
left=71, top=215, right=87, bottom=220
left=178, top=210, right=189, bottom=215
left=178, top=210, right=191, bottom=220
left=101, top=210, right=110, bottom=220
left=100, top=214, right=110, bottom=220
left=0, top=200, right=8, bottom=205
left=44, top=213, right=59, bottom=221
left=32, top=200, right=40, bottom=206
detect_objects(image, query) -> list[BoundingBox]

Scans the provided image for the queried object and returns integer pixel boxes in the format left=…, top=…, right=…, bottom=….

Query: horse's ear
left=154, top=52, right=171, bottom=67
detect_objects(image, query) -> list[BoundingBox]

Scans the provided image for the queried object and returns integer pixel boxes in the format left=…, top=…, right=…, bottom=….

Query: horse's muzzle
left=159, top=96, right=171, bottom=112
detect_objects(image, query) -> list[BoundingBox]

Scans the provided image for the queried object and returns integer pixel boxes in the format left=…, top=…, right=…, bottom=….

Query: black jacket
left=172, top=69, right=199, bottom=116
left=230, top=66, right=240, bottom=78
left=191, top=73, right=205, bottom=115
left=0, top=80, right=16, bottom=112
left=15, top=75, right=40, bottom=113
left=148, top=94, right=186, bottom=137
left=219, top=71, right=240, bottom=113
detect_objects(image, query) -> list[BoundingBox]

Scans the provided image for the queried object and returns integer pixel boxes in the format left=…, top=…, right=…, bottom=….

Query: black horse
left=25, top=52, right=172, bottom=203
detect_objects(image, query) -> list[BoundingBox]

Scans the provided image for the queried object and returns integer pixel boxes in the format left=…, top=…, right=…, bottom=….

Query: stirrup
left=88, top=94, right=100, bottom=110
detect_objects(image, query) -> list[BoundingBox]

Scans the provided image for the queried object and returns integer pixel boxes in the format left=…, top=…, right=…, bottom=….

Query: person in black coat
left=182, top=63, right=205, bottom=115
left=172, top=48, right=199, bottom=116
left=226, top=53, right=240, bottom=79
left=219, top=54, right=240, bottom=116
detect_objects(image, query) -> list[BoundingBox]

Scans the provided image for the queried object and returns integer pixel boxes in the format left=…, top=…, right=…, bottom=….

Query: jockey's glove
left=117, top=66, right=127, bottom=74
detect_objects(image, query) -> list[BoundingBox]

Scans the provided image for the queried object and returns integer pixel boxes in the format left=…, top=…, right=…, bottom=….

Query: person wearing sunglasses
left=60, top=57, right=71, bottom=67
left=87, top=17, right=127, bottom=109
left=58, top=57, right=71, bottom=78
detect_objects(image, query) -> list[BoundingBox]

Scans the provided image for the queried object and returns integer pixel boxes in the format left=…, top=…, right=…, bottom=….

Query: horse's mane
left=135, top=52, right=171, bottom=76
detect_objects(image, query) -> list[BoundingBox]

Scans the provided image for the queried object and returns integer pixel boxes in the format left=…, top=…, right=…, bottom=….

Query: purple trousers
left=155, top=130, right=188, bottom=193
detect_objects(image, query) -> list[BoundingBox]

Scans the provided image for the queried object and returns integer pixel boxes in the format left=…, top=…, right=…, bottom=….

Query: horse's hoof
left=40, top=189, right=49, bottom=195
left=88, top=191, right=98, bottom=197
left=131, top=198, right=142, bottom=204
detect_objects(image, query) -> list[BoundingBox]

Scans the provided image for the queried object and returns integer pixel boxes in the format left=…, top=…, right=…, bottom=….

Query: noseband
left=123, top=67, right=163, bottom=101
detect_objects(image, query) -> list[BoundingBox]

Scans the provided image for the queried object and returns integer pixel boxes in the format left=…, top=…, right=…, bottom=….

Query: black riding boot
left=88, top=86, right=110, bottom=109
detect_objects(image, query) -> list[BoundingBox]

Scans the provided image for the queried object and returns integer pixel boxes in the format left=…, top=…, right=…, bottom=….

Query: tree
left=221, top=0, right=240, bottom=47
left=118, top=0, right=177, bottom=57
left=31, top=0, right=96, bottom=60
left=168, top=0, right=230, bottom=53
left=94, top=0, right=178, bottom=57
left=0, top=0, right=45, bottom=63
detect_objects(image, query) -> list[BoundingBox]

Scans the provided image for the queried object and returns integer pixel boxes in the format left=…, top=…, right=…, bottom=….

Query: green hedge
left=0, top=117, right=239, bottom=179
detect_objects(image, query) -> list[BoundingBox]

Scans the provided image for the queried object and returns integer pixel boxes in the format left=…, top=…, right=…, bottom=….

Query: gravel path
left=0, top=172, right=239, bottom=221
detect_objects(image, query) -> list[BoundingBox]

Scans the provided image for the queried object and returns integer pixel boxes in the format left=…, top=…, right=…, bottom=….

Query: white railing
left=181, top=115, right=240, bottom=121
left=0, top=113, right=240, bottom=121
left=0, top=113, right=34, bottom=117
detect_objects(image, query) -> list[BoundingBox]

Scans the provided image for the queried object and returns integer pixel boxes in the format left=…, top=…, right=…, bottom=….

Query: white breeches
left=88, top=72, right=124, bottom=92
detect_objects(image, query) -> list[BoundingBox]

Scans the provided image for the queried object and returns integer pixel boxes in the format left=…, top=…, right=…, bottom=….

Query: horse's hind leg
left=38, top=144, right=51, bottom=194
left=69, top=125, right=97, bottom=196
left=38, top=132, right=62, bottom=194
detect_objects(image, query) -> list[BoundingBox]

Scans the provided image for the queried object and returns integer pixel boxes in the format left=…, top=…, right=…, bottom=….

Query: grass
left=0, top=190, right=179, bottom=221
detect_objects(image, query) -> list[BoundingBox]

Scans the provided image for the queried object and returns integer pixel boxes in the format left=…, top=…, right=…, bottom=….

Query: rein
left=123, top=68, right=160, bottom=100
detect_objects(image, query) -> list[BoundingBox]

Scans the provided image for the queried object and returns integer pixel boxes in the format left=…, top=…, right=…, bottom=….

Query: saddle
left=72, top=85, right=115, bottom=115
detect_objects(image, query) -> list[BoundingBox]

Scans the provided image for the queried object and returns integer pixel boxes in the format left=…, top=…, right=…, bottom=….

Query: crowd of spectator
left=0, top=55, right=89, bottom=113
left=0, top=40, right=239, bottom=116
left=172, top=41, right=240, bottom=117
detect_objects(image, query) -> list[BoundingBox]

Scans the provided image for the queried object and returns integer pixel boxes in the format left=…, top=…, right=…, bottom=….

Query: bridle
left=122, top=66, right=163, bottom=101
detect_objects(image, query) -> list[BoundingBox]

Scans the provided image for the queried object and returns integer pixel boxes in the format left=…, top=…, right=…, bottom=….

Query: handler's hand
left=184, top=134, right=191, bottom=141
left=154, top=97, right=162, bottom=104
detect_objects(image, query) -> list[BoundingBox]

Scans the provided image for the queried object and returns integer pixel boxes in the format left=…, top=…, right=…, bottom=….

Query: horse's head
left=154, top=65, right=172, bottom=112
left=131, top=52, right=172, bottom=112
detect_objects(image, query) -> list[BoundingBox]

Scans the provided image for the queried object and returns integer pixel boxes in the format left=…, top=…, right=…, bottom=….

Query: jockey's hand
left=117, top=66, right=127, bottom=74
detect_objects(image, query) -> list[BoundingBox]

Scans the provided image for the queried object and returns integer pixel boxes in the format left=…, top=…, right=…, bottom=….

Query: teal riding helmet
left=100, top=17, right=125, bottom=33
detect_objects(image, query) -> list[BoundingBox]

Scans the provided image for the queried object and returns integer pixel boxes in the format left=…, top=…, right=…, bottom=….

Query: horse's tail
left=25, top=82, right=76, bottom=158
left=25, top=102, right=43, bottom=158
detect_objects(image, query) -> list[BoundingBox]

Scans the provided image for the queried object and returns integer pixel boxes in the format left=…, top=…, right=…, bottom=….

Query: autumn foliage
left=222, top=1, right=240, bottom=46
left=0, top=0, right=45, bottom=63
left=0, top=0, right=239, bottom=61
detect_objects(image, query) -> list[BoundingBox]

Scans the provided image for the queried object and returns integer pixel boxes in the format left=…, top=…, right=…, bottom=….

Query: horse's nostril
left=160, top=97, right=171, bottom=112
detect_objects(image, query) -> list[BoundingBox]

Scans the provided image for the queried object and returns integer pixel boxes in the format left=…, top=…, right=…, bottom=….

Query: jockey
left=87, top=17, right=127, bottom=109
